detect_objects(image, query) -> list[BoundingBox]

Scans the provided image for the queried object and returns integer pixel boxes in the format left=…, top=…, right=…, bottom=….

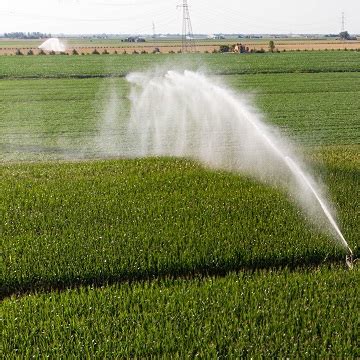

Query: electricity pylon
left=177, top=0, right=196, bottom=53
left=341, top=12, right=345, bottom=32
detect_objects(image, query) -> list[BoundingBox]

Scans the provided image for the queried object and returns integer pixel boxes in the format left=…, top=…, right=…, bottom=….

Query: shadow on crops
left=1, top=250, right=351, bottom=300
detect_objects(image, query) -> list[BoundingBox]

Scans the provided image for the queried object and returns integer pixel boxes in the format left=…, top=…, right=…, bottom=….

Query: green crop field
left=3, top=269, right=359, bottom=358
left=1, top=51, right=360, bottom=79
left=1, top=51, right=359, bottom=357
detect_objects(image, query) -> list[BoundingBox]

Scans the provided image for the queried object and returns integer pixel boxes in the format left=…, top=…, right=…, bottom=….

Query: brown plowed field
left=0, top=39, right=359, bottom=55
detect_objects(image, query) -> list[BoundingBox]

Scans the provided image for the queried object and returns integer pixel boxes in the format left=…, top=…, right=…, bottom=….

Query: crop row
left=0, top=51, right=359, bottom=79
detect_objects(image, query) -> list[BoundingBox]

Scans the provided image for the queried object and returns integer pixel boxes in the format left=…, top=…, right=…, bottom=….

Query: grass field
left=1, top=51, right=359, bottom=357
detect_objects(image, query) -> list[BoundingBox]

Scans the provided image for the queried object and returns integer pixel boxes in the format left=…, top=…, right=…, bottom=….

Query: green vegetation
left=2, top=152, right=358, bottom=297
left=1, top=51, right=359, bottom=357
left=0, top=51, right=359, bottom=79
left=1, top=71, right=359, bottom=163
left=229, top=72, right=360, bottom=145
left=3, top=268, right=359, bottom=358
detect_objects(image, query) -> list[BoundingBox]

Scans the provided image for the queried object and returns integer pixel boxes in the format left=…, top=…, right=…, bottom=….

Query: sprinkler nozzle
left=345, top=251, right=354, bottom=270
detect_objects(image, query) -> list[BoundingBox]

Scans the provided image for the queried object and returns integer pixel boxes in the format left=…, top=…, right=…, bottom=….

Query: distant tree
left=15, top=49, right=23, bottom=55
left=339, top=31, right=350, bottom=40
left=72, top=49, right=79, bottom=55
left=269, top=40, right=275, bottom=52
left=92, top=48, right=100, bottom=55
left=339, top=31, right=357, bottom=40
left=27, top=49, right=34, bottom=55
left=219, top=45, right=230, bottom=53
left=5, top=32, right=49, bottom=39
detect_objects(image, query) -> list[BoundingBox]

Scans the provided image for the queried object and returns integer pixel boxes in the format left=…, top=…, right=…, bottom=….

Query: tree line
left=3, top=32, right=51, bottom=39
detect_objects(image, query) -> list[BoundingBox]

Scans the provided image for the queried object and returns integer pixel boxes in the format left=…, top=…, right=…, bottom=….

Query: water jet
left=39, top=38, right=67, bottom=52
left=123, top=69, right=352, bottom=260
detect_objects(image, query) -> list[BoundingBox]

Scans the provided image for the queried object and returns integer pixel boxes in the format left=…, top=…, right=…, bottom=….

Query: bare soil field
left=0, top=39, right=359, bottom=55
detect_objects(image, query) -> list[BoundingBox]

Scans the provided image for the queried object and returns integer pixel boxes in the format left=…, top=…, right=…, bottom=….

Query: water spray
left=234, top=104, right=354, bottom=267
left=284, top=156, right=354, bottom=266
left=38, top=38, right=67, bottom=52
left=124, top=70, right=353, bottom=266
left=233, top=99, right=354, bottom=265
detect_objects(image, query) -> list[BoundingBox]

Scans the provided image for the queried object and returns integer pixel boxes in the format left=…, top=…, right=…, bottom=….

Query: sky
left=1, top=0, right=359, bottom=35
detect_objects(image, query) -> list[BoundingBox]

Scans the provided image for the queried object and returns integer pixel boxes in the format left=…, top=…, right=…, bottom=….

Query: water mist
left=38, top=38, right=67, bottom=52
left=122, top=69, right=352, bottom=263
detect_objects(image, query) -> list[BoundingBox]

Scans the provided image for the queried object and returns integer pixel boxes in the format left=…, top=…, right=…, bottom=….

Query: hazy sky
left=1, top=0, right=359, bottom=35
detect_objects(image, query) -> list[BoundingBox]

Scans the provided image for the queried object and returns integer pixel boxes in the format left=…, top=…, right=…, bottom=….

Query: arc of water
left=254, top=123, right=351, bottom=255
left=225, top=89, right=352, bottom=255
left=284, top=156, right=352, bottom=255
left=126, top=70, right=353, bottom=257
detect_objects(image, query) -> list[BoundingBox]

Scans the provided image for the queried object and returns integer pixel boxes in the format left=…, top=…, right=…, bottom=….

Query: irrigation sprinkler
left=345, top=250, right=355, bottom=269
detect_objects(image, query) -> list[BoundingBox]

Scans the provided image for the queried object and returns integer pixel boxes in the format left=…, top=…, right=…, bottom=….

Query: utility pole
left=177, top=0, right=196, bottom=53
